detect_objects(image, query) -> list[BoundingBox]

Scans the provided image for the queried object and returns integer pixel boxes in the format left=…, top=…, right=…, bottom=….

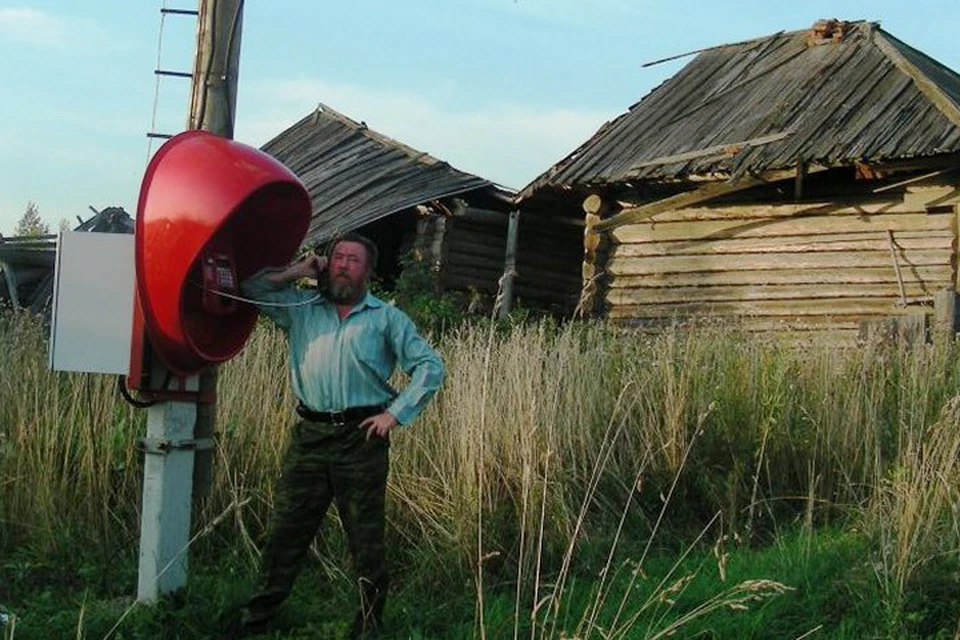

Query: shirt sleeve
left=240, top=268, right=312, bottom=331
left=384, top=309, right=445, bottom=426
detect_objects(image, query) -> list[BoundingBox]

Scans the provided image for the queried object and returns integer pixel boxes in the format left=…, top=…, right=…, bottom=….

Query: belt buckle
left=329, top=409, right=347, bottom=427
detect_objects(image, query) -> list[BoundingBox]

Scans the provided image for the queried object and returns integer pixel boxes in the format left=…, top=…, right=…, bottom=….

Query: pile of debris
left=0, top=207, right=133, bottom=314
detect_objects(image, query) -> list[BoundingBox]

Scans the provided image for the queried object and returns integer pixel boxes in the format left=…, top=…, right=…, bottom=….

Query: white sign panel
left=50, top=232, right=135, bottom=375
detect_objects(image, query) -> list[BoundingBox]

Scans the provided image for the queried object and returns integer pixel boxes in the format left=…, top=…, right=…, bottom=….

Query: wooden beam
left=611, top=212, right=953, bottom=244
left=629, top=131, right=793, bottom=170
left=886, top=230, right=908, bottom=305
left=607, top=249, right=952, bottom=276
left=496, top=210, right=520, bottom=319
left=861, top=153, right=960, bottom=175
left=576, top=206, right=610, bottom=318
left=609, top=265, right=953, bottom=289
left=593, top=168, right=816, bottom=232
left=611, top=232, right=952, bottom=257
left=606, top=298, right=927, bottom=319
left=607, top=282, right=938, bottom=306
left=582, top=194, right=608, bottom=216
left=873, top=168, right=956, bottom=193
left=621, top=199, right=955, bottom=224
left=459, top=207, right=584, bottom=228
left=0, top=261, right=19, bottom=310
left=933, top=289, right=960, bottom=338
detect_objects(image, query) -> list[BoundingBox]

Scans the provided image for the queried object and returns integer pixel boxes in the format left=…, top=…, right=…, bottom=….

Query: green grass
left=3, top=526, right=954, bottom=639
left=4, top=311, right=960, bottom=637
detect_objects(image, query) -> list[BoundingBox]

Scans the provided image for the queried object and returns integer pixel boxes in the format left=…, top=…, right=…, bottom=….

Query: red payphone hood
left=136, top=130, right=312, bottom=375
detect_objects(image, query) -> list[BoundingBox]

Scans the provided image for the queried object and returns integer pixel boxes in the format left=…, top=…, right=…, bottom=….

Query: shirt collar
left=322, top=290, right=384, bottom=314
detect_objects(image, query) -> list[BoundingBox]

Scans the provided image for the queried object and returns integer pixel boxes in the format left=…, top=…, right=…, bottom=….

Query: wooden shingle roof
left=262, top=103, right=509, bottom=245
left=520, top=21, right=960, bottom=198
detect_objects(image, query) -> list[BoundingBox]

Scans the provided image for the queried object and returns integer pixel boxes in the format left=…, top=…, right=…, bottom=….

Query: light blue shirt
left=241, top=272, right=444, bottom=425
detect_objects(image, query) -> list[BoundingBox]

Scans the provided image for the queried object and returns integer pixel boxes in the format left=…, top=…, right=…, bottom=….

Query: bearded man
left=229, top=232, right=444, bottom=638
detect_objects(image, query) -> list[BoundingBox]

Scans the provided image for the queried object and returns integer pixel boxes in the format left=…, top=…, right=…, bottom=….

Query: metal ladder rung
left=154, top=69, right=193, bottom=79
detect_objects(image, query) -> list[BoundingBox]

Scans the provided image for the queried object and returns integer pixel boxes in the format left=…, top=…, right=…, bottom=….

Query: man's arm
left=359, top=310, right=445, bottom=440
left=259, top=254, right=327, bottom=286
left=240, top=254, right=328, bottom=329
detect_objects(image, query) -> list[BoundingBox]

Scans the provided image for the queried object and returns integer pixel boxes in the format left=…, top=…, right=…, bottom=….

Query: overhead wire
left=146, top=0, right=170, bottom=165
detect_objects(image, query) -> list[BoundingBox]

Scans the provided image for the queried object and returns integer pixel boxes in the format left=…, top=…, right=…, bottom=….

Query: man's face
left=328, top=240, right=370, bottom=303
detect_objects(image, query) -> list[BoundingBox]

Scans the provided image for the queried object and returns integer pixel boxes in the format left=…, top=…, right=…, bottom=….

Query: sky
left=1, top=1, right=959, bottom=236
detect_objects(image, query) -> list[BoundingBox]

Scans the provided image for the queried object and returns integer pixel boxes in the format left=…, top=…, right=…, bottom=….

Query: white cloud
left=0, top=7, right=108, bottom=49
left=237, top=77, right=615, bottom=190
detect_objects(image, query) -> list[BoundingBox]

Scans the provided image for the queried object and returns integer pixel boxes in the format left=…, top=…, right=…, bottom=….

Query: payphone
left=128, top=130, right=312, bottom=394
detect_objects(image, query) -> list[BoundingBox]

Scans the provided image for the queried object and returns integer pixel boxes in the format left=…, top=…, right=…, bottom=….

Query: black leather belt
left=296, top=403, right=384, bottom=425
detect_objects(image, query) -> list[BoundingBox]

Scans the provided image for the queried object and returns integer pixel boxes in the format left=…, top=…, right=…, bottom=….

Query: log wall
left=441, top=207, right=582, bottom=313
left=603, top=183, right=960, bottom=340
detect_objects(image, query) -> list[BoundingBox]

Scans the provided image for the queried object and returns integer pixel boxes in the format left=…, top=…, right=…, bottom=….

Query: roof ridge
left=311, top=102, right=445, bottom=169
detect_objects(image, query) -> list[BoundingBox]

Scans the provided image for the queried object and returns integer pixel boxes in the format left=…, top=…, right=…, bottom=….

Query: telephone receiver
left=200, top=249, right=238, bottom=315
left=312, top=247, right=331, bottom=293
left=132, top=130, right=312, bottom=379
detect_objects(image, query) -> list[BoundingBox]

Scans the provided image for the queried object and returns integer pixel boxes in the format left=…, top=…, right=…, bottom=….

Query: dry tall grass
left=3, top=311, right=960, bottom=633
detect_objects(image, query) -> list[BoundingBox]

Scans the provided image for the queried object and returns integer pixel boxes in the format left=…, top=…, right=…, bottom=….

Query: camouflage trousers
left=244, top=417, right=390, bottom=634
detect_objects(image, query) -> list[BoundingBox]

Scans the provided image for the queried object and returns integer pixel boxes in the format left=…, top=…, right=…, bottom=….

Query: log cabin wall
left=602, top=180, right=960, bottom=342
left=440, top=207, right=582, bottom=314
left=513, top=210, right=583, bottom=313
left=441, top=208, right=504, bottom=299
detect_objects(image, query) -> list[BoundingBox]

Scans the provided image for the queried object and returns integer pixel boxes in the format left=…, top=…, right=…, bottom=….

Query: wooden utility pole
left=137, top=0, right=243, bottom=602
left=188, top=0, right=243, bottom=136
left=189, top=0, right=243, bottom=503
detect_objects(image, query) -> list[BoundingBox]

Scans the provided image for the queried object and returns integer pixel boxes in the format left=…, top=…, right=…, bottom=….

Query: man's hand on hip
left=359, top=412, right=398, bottom=440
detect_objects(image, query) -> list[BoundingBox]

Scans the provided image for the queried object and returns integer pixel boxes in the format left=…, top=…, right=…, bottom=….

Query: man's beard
left=329, top=275, right=365, bottom=304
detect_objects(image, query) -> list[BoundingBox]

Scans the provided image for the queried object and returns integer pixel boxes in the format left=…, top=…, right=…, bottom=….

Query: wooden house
left=262, top=103, right=582, bottom=314
left=0, top=207, right=133, bottom=314
left=518, top=20, right=960, bottom=341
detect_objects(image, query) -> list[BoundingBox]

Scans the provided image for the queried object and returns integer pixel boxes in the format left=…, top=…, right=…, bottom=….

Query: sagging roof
left=262, top=103, right=510, bottom=244
left=75, top=206, right=134, bottom=233
left=520, top=20, right=960, bottom=198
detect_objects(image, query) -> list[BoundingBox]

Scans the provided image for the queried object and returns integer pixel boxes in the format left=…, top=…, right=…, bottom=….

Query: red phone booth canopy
left=136, top=130, right=312, bottom=375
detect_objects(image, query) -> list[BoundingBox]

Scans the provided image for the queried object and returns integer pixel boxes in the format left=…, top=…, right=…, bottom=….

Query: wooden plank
left=461, top=207, right=585, bottom=229
left=611, top=212, right=954, bottom=244
left=606, top=282, right=940, bottom=306
left=519, top=221, right=585, bottom=242
left=608, top=249, right=952, bottom=276
left=0, top=261, right=19, bottom=309
left=445, top=263, right=580, bottom=288
left=593, top=168, right=814, bottom=232
left=609, top=265, right=953, bottom=289
left=443, top=273, right=579, bottom=304
left=447, top=229, right=507, bottom=250
left=613, top=199, right=947, bottom=224
left=606, top=298, right=928, bottom=319
left=612, top=231, right=953, bottom=257
left=872, top=30, right=960, bottom=130
left=874, top=170, right=955, bottom=194
left=444, top=252, right=508, bottom=273
left=497, top=210, right=520, bottom=318
left=903, top=185, right=960, bottom=209
left=447, top=244, right=575, bottom=274
left=446, top=241, right=506, bottom=261
left=628, top=131, right=793, bottom=169
left=0, top=248, right=57, bottom=267
left=613, top=313, right=896, bottom=331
